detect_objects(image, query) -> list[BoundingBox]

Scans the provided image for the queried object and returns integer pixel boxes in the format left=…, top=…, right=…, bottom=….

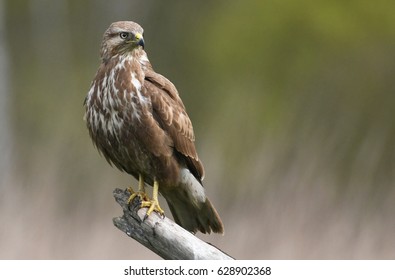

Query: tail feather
left=161, top=169, right=224, bottom=234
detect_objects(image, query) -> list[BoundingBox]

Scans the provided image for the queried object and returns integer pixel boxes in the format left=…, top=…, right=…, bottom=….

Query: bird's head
left=100, top=21, right=145, bottom=62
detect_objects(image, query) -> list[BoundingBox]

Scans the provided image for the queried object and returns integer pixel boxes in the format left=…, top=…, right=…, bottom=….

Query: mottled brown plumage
left=84, top=21, right=224, bottom=234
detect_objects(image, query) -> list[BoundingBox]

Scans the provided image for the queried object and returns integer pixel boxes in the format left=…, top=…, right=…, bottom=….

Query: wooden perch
left=113, top=188, right=233, bottom=260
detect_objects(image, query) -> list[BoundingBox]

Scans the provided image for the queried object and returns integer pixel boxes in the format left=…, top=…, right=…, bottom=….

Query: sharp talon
left=126, top=177, right=165, bottom=218
left=127, top=187, right=138, bottom=204
left=147, top=201, right=165, bottom=216
left=127, top=189, right=149, bottom=205
left=127, top=187, right=134, bottom=195
left=142, top=201, right=162, bottom=213
left=128, top=194, right=136, bottom=204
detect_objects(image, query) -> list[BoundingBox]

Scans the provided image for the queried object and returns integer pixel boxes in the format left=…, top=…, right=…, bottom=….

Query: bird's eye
left=119, top=32, right=129, bottom=40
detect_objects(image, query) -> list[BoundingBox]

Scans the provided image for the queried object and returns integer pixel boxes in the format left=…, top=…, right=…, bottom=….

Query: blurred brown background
left=0, top=0, right=394, bottom=259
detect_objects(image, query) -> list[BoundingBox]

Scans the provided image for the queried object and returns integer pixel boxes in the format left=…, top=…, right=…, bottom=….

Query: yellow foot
left=142, top=180, right=165, bottom=218
left=127, top=178, right=165, bottom=219
left=127, top=187, right=149, bottom=204
left=141, top=199, right=165, bottom=218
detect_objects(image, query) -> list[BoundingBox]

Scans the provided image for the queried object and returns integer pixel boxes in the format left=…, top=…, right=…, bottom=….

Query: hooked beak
left=135, top=33, right=145, bottom=49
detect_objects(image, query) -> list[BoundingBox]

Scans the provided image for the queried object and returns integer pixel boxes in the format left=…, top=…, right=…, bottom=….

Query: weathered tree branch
left=113, top=188, right=233, bottom=260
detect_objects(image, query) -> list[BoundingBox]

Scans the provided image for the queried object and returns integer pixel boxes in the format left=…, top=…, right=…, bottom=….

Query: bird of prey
left=84, top=21, right=224, bottom=234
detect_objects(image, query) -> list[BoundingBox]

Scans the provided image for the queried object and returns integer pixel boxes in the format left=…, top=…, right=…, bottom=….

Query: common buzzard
left=84, top=21, right=224, bottom=234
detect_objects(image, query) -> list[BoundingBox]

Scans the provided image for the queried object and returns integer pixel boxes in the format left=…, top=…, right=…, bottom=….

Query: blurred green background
left=0, top=0, right=394, bottom=259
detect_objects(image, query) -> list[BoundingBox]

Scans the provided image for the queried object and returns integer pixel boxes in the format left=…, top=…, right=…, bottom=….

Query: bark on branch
left=113, top=188, right=233, bottom=260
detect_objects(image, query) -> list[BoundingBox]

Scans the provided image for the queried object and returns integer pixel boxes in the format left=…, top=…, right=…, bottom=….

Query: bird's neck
left=102, top=48, right=151, bottom=71
left=134, top=49, right=151, bottom=71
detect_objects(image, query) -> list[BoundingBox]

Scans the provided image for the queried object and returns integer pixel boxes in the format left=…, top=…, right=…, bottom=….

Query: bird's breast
left=86, top=57, right=150, bottom=138
left=84, top=55, right=164, bottom=177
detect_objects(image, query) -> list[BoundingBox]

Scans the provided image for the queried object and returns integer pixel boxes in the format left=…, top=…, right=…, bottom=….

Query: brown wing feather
left=143, top=70, right=205, bottom=180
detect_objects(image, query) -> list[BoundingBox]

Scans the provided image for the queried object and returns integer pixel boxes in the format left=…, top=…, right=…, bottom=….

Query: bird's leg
left=127, top=174, right=149, bottom=204
left=141, top=179, right=165, bottom=218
